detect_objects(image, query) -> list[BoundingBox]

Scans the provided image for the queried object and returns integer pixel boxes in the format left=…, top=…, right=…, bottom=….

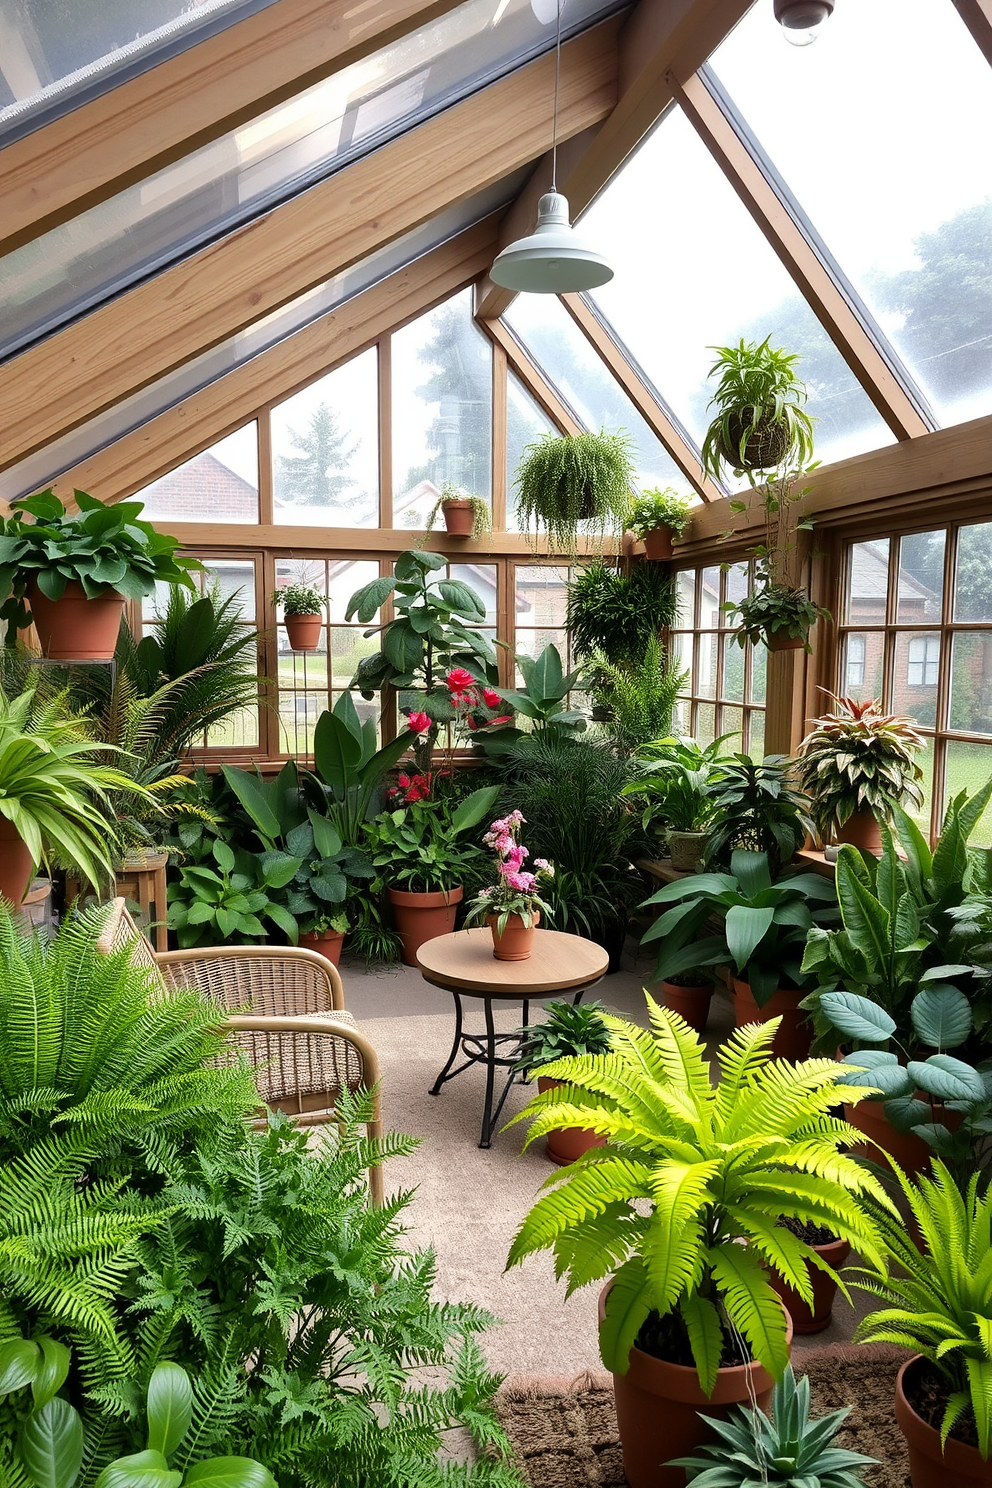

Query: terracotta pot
left=28, top=579, right=125, bottom=661
left=767, top=632, right=805, bottom=653
left=537, top=1075, right=606, bottom=1165
left=844, top=1095, right=933, bottom=1176
left=0, top=819, right=35, bottom=906
left=599, top=1285, right=792, bottom=1488
left=661, top=980, right=712, bottom=1034
left=642, top=526, right=674, bottom=561
left=388, top=884, right=463, bottom=966
left=768, top=1234, right=850, bottom=1334
left=733, top=978, right=812, bottom=1061
left=284, top=613, right=323, bottom=651
left=667, top=829, right=710, bottom=872
left=835, top=810, right=882, bottom=854
left=487, top=909, right=539, bottom=961
left=442, top=499, right=474, bottom=536
left=300, top=928, right=345, bottom=967
left=895, top=1355, right=990, bottom=1488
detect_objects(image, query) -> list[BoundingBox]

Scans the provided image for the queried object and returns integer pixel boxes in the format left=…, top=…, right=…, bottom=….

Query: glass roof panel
left=0, top=0, right=264, bottom=140
left=708, top=0, right=992, bottom=429
left=581, top=108, right=895, bottom=475
left=503, top=293, right=688, bottom=492
left=0, top=0, right=621, bottom=360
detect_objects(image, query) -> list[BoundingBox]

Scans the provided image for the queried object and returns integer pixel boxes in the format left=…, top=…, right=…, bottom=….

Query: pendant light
left=774, top=0, right=835, bottom=46
left=489, top=0, right=613, bottom=294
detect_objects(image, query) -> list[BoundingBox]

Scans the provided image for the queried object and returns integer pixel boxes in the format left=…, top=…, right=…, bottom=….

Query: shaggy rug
left=495, top=1344, right=912, bottom=1488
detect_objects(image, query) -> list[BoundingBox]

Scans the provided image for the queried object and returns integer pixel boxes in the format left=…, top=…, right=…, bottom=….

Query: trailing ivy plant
left=513, top=429, right=634, bottom=553
left=422, top=484, right=491, bottom=542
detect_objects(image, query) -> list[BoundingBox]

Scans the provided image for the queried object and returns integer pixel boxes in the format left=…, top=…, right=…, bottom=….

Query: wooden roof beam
left=0, top=0, right=469, bottom=258
left=951, top=0, right=992, bottom=69
left=0, top=19, right=619, bottom=474
left=475, top=0, right=754, bottom=319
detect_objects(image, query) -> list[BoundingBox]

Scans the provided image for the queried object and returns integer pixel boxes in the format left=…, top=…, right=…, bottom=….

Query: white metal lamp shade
left=489, top=191, right=613, bottom=293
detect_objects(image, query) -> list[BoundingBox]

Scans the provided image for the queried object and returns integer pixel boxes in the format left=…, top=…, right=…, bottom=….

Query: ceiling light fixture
left=774, top=0, right=834, bottom=46
left=489, top=0, right=613, bottom=293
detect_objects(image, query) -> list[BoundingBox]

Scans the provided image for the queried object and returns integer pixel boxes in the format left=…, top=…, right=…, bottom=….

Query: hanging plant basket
left=514, top=430, right=634, bottom=552
left=717, top=409, right=792, bottom=473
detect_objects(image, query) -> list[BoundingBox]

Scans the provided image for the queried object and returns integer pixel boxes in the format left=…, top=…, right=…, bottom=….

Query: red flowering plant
left=443, top=668, right=514, bottom=744
left=464, top=811, right=555, bottom=934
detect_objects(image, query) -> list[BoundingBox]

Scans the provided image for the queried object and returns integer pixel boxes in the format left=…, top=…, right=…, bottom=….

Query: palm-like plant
left=701, top=340, right=815, bottom=479
left=795, top=694, right=925, bottom=839
left=854, top=1161, right=992, bottom=1458
left=506, top=1001, right=890, bottom=1393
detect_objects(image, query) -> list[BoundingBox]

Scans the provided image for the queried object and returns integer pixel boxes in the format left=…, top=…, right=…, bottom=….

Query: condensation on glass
left=506, top=369, right=556, bottom=534
left=671, top=564, right=765, bottom=753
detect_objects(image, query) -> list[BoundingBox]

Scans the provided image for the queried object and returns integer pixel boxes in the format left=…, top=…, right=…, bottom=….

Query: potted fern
left=513, top=1000, right=611, bottom=1164
left=274, top=580, right=326, bottom=651
left=423, top=484, right=491, bottom=540
left=514, top=429, right=634, bottom=553
left=506, top=1001, right=890, bottom=1488
left=701, top=339, right=815, bottom=479
left=628, top=487, right=694, bottom=561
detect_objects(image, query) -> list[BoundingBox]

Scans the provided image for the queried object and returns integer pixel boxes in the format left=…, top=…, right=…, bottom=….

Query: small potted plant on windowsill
left=275, top=581, right=326, bottom=651
left=513, top=1000, right=612, bottom=1164
left=464, top=809, right=555, bottom=961
left=628, top=487, right=694, bottom=561
left=514, top=429, right=634, bottom=554
left=423, top=484, right=491, bottom=540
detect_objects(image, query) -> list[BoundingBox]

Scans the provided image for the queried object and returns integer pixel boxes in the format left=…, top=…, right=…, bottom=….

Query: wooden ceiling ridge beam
left=670, top=69, right=930, bottom=445
left=0, top=0, right=470, bottom=258
left=37, top=218, right=501, bottom=508
left=558, top=292, right=722, bottom=501
left=0, top=20, right=619, bottom=475
left=475, top=0, right=754, bottom=320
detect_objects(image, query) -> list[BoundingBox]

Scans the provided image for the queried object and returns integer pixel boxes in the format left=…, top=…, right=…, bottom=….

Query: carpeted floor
left=494, top=1345, right=912, bottom=1488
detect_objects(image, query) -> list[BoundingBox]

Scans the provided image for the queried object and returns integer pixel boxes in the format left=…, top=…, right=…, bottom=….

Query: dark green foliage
left=565, top=562, right=679, bottom=668
left=513, top=430, right=634, bottom=552
left=589, top=637, right=686, bottom=754
left=724, top=583, right=824, bottom=651
left=479, top=645, right=586, bottom=759
left=514, top=1002, right=612, bottom=1076
left=700, top=339, right=814, bottom=480
left=702, top=755, right=815, bottom=874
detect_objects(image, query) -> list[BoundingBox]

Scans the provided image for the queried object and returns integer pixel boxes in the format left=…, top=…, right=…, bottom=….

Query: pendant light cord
left=551, top=0, right=562, bottom=190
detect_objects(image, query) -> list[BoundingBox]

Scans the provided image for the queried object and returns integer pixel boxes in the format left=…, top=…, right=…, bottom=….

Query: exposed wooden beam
left=0, top=0, right=468, bottom=258
left=559, top=292, right=722, bottom=501
left=29, top=220, right=500, bottom=508
left=476, top=313, right=583, bottom=437
left=475, top=0, right=753, bottom=319
left=0, top=21, right=618, bottom=475
left=151, top=524, right=612, bottom=556
left=952, top=0, right=992, bottom=69
left=671, top=70, right=930, bottom=445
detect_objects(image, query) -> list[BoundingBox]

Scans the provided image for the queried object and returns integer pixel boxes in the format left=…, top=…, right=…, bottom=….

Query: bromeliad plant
left=506, top=1002, right=890, bottom=1392
left=464, top=810, right=555, bottom=934
left=795, top=694, right=926, bottom=842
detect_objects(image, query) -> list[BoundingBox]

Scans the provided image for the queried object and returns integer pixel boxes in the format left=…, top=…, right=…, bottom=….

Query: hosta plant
left=671, top=1364, right=878, bottom=1488
left=506, top=1001, right=889, bottom=1393
left=167, top=835, right=302, bottom=946
left=795, top=695, right=926, bottom=840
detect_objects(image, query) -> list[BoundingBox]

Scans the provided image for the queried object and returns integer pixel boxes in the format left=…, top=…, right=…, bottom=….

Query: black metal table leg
left=429, top=991, right=465, bottom=1096
left=479, top=996, right=499, bottom=1148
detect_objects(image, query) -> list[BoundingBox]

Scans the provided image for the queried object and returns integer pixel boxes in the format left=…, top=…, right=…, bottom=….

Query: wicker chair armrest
left=223, top=1014, right=380, bottom=1087
left=156, top=944, right=347, bottom=1013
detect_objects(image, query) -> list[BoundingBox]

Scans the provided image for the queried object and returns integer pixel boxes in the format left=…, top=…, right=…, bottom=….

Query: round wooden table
left=416, top=928, right=609, bottom=1148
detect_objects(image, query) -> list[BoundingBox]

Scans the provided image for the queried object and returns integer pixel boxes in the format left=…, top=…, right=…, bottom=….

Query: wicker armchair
left=96, top=899, right=384, bottom=1203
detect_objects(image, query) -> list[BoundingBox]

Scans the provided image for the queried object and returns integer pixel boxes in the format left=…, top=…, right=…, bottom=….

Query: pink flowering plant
left=465, top=811, right=555, bottom=933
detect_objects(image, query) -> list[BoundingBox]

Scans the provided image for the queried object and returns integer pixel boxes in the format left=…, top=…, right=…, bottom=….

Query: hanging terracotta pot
left=895, top=1356, right=989, bottom=1488
left=284, top=613, right=323, bottom=651
left=442, top=499, right=474, bottom=536
left=599, top=1285, right=792, bottom=1488
left=767, top=631, right=805, bottom=653
left=388, top=885, right=462, bottom=966
left=642, top=527, right=674, bottom=562
left=768, top=1233, right=850, bottom=1333
left=300, top=928, right=345, bottom=967
left=28, top=579, right=125, bottom=661
left=732, top=978, right=812, bottom=1061
left=660, top=980, right=712, bottom=1035
left=536, top=1074, right=606, bottom=1165
left=835, top=810, right=882, bottom=854
left=487, top=909, right=539, bottom=961
left=0, top=819, right=35, bottom=906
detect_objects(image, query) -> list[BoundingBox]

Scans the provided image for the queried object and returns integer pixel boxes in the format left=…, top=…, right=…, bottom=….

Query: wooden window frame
left=671, top=561, right=767, bottom=753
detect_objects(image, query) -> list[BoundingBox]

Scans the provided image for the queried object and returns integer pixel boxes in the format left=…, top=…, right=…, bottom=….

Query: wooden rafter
left=475, top=0, right=754, bottom=320
left=952, top=0, right=992, bottom=68
left=0, top=0, right=468, bottom=258
left=558, top=292, right=722, bottom=500
left=0, top=20, right=619, bottom=475
left=476, top=312, right=583, bottom=437
left=671, top=70, right=931, bottom=444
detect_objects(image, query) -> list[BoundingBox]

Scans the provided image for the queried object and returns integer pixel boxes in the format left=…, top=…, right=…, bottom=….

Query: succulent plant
left=794, top=694, right=926, bottom=839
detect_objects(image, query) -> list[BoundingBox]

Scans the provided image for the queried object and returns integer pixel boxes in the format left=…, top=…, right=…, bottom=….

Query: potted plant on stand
left=274, top=581, right=326, bottom=652
left=0, top=488, right=199, bottom=660
left=628, top=488, right=694, bottom=561
left=506, top=1002, right=890, bottom=1488
left=513, top=1000, right=612, bottom=1164
left=514, top=429, right=634, bottom=554
left=795, top=694, right=927, bottom=853
left=463, top=809, right=555, bottom=960
left=422, top=484, right=491, bottom=540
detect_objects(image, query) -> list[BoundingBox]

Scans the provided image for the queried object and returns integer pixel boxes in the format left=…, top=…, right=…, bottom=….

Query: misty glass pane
left=695, top=703, right=716, bottom=747
left=137, top=423, right=258, bottom=524
left=950, top=633, right=992, bottom=736
left=749, top=643, right=767, bottom=705
left=954, top=523, right=992, bottom=621
left=846, top=539, right=889, bottom=625
left=945, top=742, right=992, bottom=844
left=504, top=293, right=685, bottom=490
left=392, top=288, right=491, bottom=529
left=272, top=350, right=378, bottom=527
left=746, top=709, right=765, bottom=759
left=842, top=632, right=882, bottom=704
left=700, top=567, right=721, bottom=629
left=697, top=633, right=717, bottom=699
left=582, top=109, right=892, bottom=473
left=892, top=631, right=940, bottom=728
left=721, top=705, right=743, bottom=744
left=722, top=633, right=744, bottom=703
left=507, top=370, right=556, bottom=533
left=515, top=564, right=569, bottom=631
left=710, top=0, right=992, bottom=428
left=897, top=531, right=944, bottom=623
left=676, top=568, right=696, bottom=627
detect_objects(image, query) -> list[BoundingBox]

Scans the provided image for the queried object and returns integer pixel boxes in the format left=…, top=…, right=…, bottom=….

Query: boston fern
left=514, top=429, right=634, bottom=552
left=566, top=560, right=679, bottom=668
left=507, top=1001, right=889, bottom=1393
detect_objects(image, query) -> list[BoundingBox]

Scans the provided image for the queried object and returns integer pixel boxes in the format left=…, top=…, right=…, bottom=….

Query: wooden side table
left=416, top=928, right=609, bottom=1148
left=114, top=851, right=170, bottom=952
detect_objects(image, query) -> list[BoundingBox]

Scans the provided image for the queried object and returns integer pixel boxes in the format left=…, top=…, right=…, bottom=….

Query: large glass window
left=272, top=349, right=378, bottom=527
left=709, top=0, right=992, bottom=428
left=506, top=369, right=558, bottom=533
left=581, top=109, right=893, bottom=473
left=838, top=521, right=992, bottom=843
left=671, top=562, right=765, bottom=754
left=392, top=287, right=492, bottom=528
left=136, top=424, right=259, bottom=524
